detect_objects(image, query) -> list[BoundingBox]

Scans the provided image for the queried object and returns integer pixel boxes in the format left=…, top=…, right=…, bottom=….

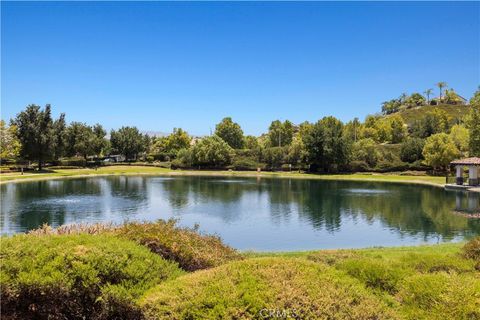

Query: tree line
left=1, top=87, right=479, bottom=173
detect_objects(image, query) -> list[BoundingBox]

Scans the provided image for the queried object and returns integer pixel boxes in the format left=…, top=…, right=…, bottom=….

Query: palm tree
left=436, top=82, right=447, bottom=102
left=424, top=88, right=433, bottom=105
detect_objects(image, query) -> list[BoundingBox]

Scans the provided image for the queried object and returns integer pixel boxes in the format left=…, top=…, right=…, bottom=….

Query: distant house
left=104, top=154, right=126, bottom=162
left=433, top=92, right=468, bottom=105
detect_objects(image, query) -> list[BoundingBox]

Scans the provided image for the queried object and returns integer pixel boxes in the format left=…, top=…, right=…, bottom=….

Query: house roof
left=451, top=157, right=480, bottom=165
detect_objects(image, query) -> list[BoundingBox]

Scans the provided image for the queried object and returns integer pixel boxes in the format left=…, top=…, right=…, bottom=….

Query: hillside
left=386, top=104, right=471, bottom=126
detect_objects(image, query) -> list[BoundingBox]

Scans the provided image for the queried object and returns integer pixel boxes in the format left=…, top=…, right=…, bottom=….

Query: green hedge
left=0, top=234, right=183, bottom=320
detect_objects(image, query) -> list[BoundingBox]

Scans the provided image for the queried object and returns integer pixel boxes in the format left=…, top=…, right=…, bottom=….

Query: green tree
left=352, top=138, right=379, bottom=168
left=92, top=124, right=108, bottom=157
left=244, top=135, right=259, bottom=150
left=400, top=138, right=425, bottom=163
left=52, top=113, right=67, bottom=160
left=268, top=120, right=294, bottom=147
left=466, top=105, right=480, bottom=156
left=422, top=133, right=459, bottom=171
left=110, top=126, right=147, bottom=160
left=262, top=147, right=285, bottom=169
left=320, top=116, right=350, bottom=172
left=303, top=117, right=349, bottom=172
left=215, top=117, right=244, bottom=149
left=343, top=118, right=361, bottom=142
left=449, top=124, right=469, bottom=155
left=469, top=86, right=480, bottom=106
left=12, top=104, right=57, bottom=170
left=412, top=109, right=450, bottom=138
left=191, top=135, right=233, bottom=167
left=0, top=120, right=21, bottom=161
left=375, top=120, right=392, bottom=143
left=302, top=120, right=324, bottom=171
left=424, top=88, right=434, bottom=105
left=436, top=82, right=448, bottom=101
left=389, top=115, right=407, bottom=143
left=405, top=93, right=426, bottom=108
left=164, top=128, right=191, bottom=155
left=66, top=122, right=95, bottom=161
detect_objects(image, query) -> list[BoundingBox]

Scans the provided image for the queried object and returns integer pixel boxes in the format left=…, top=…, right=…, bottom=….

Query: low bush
left=0, top=234, right=183, bottom=320
left=29, top=220, right=242, bottom=272
left=337, top=258, right=407, bottom=294
left=463, top=236, right=480, bottom=261
left=398, top=273, right=480, bottom=320
left=113, top=220, right=242, bottom=271
left=230, top=157, right=264, bottom=171
left=140, top=258, right=398, bottom=320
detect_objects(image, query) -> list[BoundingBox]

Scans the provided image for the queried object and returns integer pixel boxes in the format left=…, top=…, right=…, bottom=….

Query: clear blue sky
left=1, top=1, right=479, bottom=136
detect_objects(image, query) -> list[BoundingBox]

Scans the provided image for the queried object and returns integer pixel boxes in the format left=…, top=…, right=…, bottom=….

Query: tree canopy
left=215, top=117, right=244, bottom=149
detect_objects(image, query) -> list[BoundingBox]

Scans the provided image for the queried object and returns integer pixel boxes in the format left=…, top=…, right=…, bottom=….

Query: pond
left=1, top=176, right=479, bottom=251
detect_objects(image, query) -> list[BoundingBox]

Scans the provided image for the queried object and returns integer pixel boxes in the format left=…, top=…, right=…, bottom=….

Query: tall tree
left=52, top=113, right=67, bottom=160
left=319, top=116, right=350, bottom=172
left=0, top=120, right=21, bottom=162
left=422, top=133, right=459, bottom=171
left=268, top=120, right=294, bottom=147
left=214, top=117, right=244, bottom=149
left=191, top=135, right=233, bottom=167
left=12, top=104, right=56, bottom=170
left=302, top=120, right=325, bottom=171
left=389, top=115, right=407, bottom=143
left=466, top=105, right=480, bottom=157
left=66, top=122, right=95, bottom=161
left=436, top=82, right=448, bottom=101
left=424, top=88, right=433, bottom=105
left=92, top=124, right=108, bottom=157
left=110, top=126, right=147, bottom=160
left=165, top=128, right=191, bottom=154
left=469, top=86, right=480, bottom=106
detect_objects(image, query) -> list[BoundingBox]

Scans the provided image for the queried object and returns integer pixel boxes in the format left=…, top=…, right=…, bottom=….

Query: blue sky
left=1, top=2, right=479, bottom=136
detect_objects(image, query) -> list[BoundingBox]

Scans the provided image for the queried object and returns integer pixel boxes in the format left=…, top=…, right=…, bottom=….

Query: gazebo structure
left=450, top=157, right=480, bottom=186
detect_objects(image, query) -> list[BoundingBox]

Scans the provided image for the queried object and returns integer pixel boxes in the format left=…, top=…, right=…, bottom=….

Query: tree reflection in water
left=1, top=176, right=479, bottom=248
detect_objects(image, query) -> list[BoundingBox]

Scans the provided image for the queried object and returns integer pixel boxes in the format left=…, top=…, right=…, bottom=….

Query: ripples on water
left=1, top=176, right=479, bottom=250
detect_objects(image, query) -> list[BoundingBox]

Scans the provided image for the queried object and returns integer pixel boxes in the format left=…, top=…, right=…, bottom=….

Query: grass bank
left=0, top=165, right=445, bottom=186
left=1, top=221, right=479, bottom=320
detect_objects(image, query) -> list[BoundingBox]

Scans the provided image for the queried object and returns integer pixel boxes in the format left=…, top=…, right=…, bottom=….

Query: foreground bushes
left=141, top=258, right=397, bottom=320
left=30, top=220, right=242, bottom=272
left=308, top=245, right=480, bottom=320
left=0, top=234, right=183, bottom=320
left=113, top=220, right=242, bottom=271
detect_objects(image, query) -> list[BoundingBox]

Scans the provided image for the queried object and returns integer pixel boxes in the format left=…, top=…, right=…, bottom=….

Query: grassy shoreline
left=0, top=164, right=446, bottom=187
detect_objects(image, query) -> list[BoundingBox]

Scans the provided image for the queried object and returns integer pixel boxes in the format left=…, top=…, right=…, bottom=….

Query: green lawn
left=0, top=164, right=445, bottom=186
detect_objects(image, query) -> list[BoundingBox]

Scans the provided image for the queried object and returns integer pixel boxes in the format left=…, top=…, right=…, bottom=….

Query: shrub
left=231, top=157, right=263, bottom=171
left=114, top=220, right=242, bottom=271
left=141, top=258, right=398, bottom=320
left=337, top=258, right=407, bottom=294
left=0, top=234, right=183, bottom=319
left=463, top=236, right=480, bottom=261
left=398, top=273, right=480, bottom=320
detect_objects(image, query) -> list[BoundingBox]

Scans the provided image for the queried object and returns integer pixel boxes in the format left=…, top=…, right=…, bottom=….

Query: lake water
left=1, top=176, right=479, bottom=251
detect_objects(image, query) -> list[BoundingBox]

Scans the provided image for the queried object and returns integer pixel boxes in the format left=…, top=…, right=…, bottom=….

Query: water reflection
left=1, top=176, right=479, bottom=250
